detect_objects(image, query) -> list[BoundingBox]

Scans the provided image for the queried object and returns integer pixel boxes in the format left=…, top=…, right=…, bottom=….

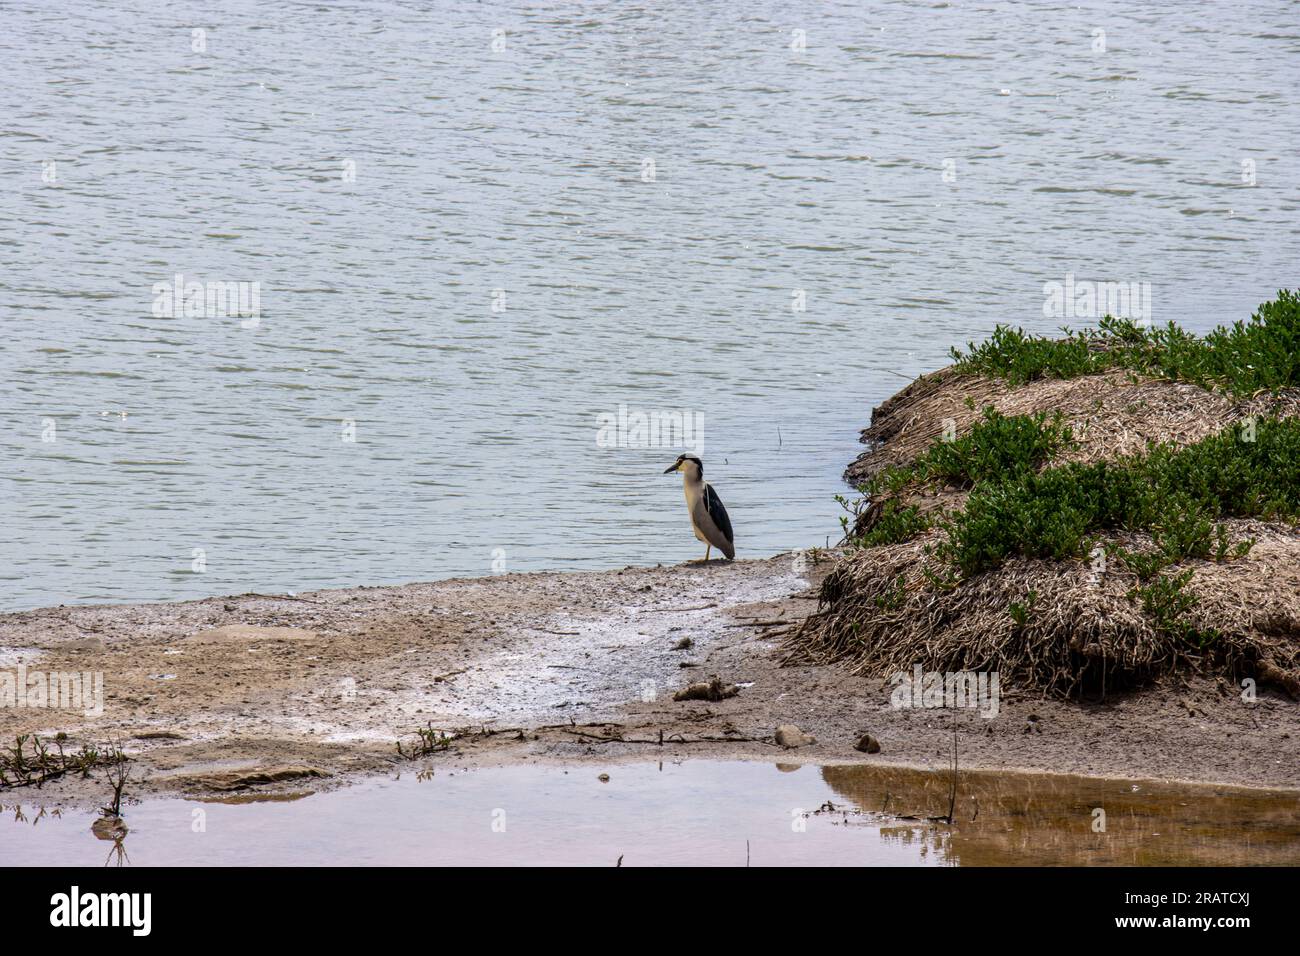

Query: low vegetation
left=943, top=415, right=1296, bottom=577
left=839, top=407, right=1074, bottom=547
left=396, top=723, right=454, bottom=759
left=875, top=406, right=1074, bottom=495
left=950, top=289, right=1300, bottom=397
left=0, top=735, right=126, bottom=791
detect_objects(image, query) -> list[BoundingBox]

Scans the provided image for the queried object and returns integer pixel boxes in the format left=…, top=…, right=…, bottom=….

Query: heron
left=663, top=453, right=735, bottom=562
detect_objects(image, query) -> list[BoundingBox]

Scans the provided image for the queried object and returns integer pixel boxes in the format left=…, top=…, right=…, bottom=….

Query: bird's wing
left=703, top=484, right=734, bottom=543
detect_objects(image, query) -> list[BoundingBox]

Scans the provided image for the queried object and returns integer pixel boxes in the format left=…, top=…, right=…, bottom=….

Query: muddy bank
left=1, top=553, right=1297, bottom=809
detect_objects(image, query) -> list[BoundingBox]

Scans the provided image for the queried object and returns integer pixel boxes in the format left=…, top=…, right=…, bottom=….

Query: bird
left=663, top=454, right=735, bottom=562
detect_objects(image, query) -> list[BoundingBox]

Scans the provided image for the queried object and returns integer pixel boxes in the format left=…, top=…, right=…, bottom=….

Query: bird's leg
left=705, top=545, right=711, bottom=562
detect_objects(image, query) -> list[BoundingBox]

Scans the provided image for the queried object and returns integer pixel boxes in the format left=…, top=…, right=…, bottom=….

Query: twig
left=944, top=708, right=959, bottom=825
left=562, top=730, right=780, bottom=747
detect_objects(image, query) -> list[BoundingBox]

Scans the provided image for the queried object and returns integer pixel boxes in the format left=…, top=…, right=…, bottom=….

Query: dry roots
left=785, top=523, right=1300, bottom=696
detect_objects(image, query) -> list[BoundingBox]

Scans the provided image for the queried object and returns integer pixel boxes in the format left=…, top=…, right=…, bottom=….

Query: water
left=3, top=1, right=1298, bottom=610
left=3, top=761, right=1296, bottom=866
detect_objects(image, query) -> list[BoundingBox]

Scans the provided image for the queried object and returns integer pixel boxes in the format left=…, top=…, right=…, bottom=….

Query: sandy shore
left=1, top=554, right=1296, bottom=807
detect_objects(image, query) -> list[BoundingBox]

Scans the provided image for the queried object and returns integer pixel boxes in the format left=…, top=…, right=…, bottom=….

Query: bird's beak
left=663, top=463, right=679, bottom=474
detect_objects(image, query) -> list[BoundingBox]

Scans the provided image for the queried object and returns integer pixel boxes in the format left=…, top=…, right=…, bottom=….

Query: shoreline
left=2, top=554, right=1297, bottom=809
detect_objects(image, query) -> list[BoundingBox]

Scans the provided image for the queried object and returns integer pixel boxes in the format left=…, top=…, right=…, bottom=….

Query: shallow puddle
left=2, top=761, right=1296, bottom=866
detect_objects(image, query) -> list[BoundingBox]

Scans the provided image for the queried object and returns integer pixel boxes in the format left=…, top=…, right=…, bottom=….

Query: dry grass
left=791, top=369, right=1300, bottom=698
left=787, top=521, right=1300, bottom=696
left=846, top=368, right=1300, bottom=486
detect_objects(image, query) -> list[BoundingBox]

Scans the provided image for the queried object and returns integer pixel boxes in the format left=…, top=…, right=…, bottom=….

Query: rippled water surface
left=3, top=1, right=1298, bottom=609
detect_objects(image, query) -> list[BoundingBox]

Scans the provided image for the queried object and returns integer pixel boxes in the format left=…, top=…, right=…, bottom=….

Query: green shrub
left=859, top=502, right=931, bottom=546
left=864, top=407, right=1073, bottom=499
left=918, top=407, right=1072, bottom=487
left=949, top=290, right=1300, bottom=397
left=943, top=416, right=1300, bottom=576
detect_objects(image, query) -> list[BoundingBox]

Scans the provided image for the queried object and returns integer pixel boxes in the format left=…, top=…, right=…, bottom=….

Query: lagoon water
left=5, top=761, right=1297, bottom=866
left=3, top=1, right=1299, bottom=610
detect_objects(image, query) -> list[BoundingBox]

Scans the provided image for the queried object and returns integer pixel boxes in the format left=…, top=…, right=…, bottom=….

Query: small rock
left=775, top=724, right=816, bottom=748
left=672, top=637, right=693, bottom=650
left=853, top=733, right=881, bottom=754
left=597, top=773, right=610, bottom=783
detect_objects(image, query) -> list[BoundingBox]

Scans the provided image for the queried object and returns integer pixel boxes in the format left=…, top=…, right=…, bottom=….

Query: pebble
left=775, top=724, right=816, bottom=748
left=854, top=733, right=881, bottom=754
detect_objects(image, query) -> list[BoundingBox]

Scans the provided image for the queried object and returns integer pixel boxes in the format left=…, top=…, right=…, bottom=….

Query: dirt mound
left=791, top=369, right=1300, bottom=697
left=179, top=765, right=330, bottom=792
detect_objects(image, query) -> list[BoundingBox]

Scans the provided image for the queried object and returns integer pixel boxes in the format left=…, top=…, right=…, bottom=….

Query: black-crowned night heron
left=663, top=453, right=735, bottom=561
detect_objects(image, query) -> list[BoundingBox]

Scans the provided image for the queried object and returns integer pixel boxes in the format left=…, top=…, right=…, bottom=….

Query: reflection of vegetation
left=92, top=743, right=134, bottom=867
left=103, top=839, right=130, bottom=868
left=91, top=813, right=130, bottom=867
left=0, top=736, right=136, bottom=864
left=819, top=763, right=1300, bottom=866
left=1, top=802, right=65, bottom=825
left=877, top=824, right=953, bottom=863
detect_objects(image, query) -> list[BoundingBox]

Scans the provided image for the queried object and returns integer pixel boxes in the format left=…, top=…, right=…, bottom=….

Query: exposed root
left=785, top=522, right=1300, bottom=696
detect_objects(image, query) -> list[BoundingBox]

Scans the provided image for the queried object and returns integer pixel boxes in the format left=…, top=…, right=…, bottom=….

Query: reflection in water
left=91, top=814, right=130, bottom=867
left=820, top=765, right=1300, bottom=866
left=2, top=762, right=1296, bottom=866
left=2, top=803, right=64, bottom=827
left=194, top=791, right=314, bottom=806
left=877, top=825, right=951, bottom=865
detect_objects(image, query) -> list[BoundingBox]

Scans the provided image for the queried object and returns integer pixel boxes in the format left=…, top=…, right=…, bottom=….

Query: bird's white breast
left=686, top=476, right=717, bottom=538
left=683, top=479, right=709, bottom=540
